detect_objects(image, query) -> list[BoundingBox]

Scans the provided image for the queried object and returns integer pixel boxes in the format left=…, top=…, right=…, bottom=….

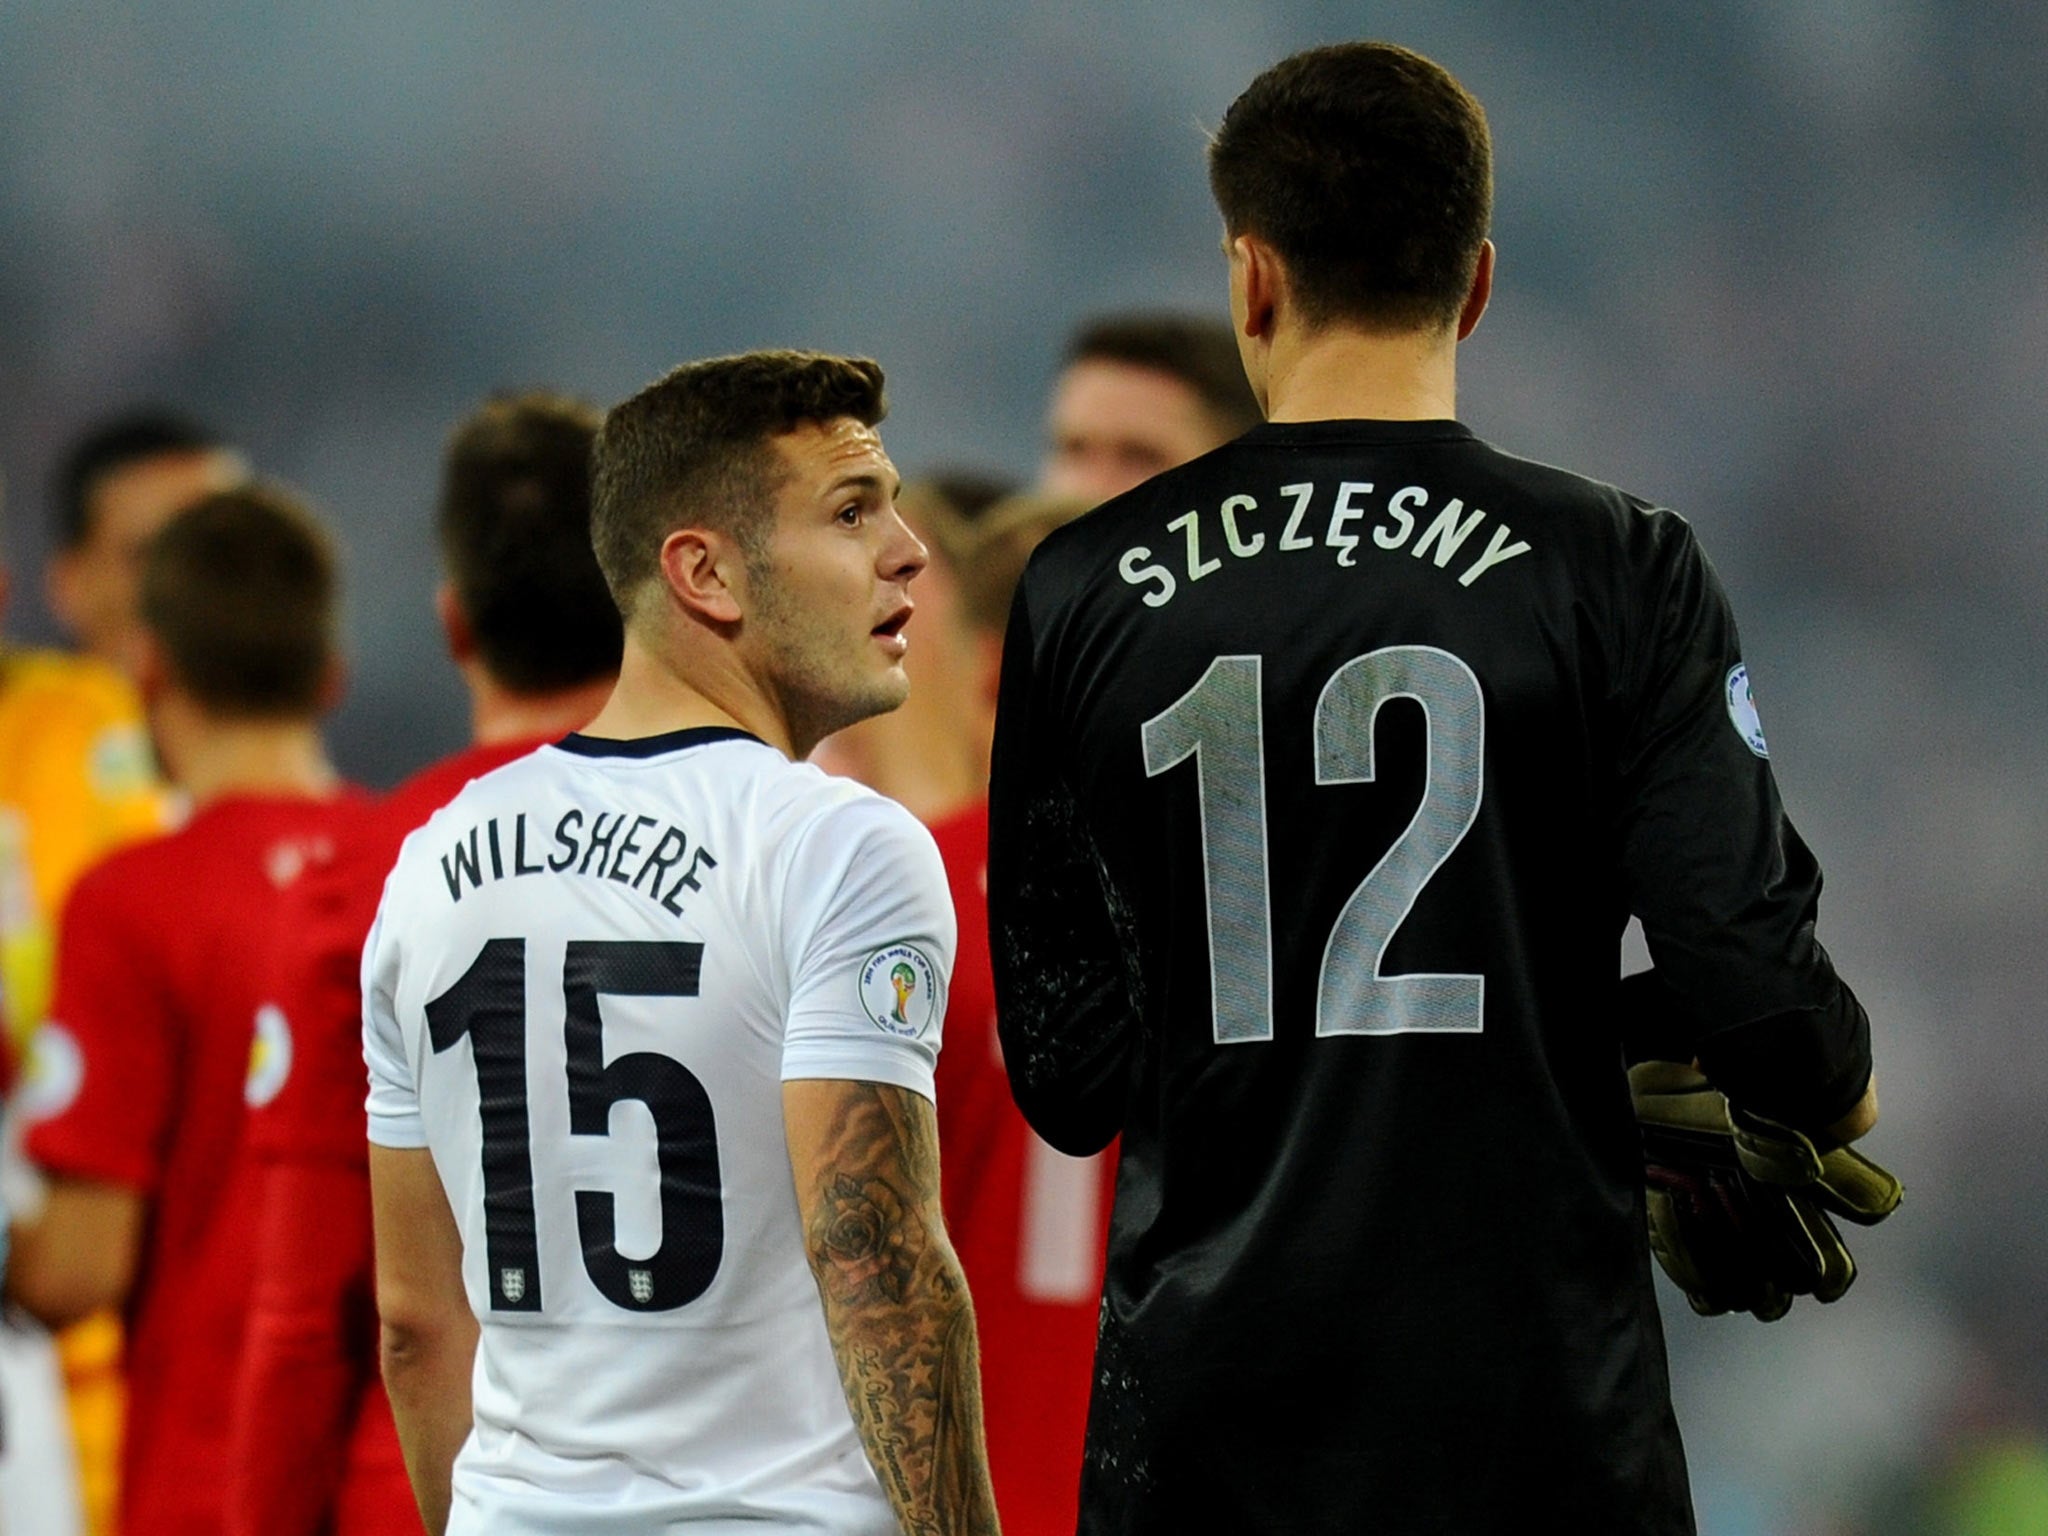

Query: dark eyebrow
left=826, top=471, right=901, bottom=499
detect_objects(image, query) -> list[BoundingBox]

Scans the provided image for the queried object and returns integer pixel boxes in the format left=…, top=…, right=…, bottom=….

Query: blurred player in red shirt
left=8, top=484, right=353, bottom=1536
left=931, top=493, right=1106, bottom=1536
left=225, top=392, right=620, bottom=1536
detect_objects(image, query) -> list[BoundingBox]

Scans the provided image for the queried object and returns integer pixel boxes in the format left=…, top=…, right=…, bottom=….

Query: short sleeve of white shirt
left=780, top=794, right=954, bottom=1101
left=361, top=896, right=428, bottom=1149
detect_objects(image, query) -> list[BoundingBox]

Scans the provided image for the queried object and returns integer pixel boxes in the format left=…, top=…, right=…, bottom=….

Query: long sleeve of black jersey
left=987, top=579, right=1141, bottom=1156
left=1612, top=512, right=1872, bottom=1133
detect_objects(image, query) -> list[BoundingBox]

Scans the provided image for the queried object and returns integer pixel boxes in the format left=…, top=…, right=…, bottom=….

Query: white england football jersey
left=363, top=726, right=953, bottom=1534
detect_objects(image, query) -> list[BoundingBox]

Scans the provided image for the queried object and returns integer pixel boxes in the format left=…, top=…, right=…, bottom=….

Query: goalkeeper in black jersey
left=987, top=40, right=1883, bottom=1536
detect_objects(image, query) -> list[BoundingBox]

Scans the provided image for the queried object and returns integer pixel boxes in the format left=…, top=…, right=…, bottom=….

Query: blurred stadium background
left=2, top=5, right=2042, bottom=1531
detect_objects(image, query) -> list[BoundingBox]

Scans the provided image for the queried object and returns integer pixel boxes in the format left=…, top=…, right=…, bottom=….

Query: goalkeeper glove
left=1629, top=1061, right=1902, bottom=1322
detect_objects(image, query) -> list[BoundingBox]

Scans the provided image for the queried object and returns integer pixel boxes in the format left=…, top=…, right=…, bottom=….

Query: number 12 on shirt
left=1140, top=645, right=1487, bottom=1044
left=424, top=937, right=724, bottom=1314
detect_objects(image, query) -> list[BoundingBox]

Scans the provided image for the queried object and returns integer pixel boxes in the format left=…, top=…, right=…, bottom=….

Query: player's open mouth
left=872, top=606, right=912, bottom=656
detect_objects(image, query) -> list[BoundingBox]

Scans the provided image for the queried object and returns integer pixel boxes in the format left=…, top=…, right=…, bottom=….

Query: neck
left=1261, top=321, right=1460, bottom=424
left=581, top=627, right=794, bottom=757
left=464, top=664, right=614, bottom=748
left=152, top=699, right=338, bottom=808
left=811, top=652, right=988, bottom=823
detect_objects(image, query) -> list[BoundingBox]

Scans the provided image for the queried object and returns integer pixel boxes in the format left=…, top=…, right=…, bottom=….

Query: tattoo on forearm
left=816, top=1172, right=923, bottom=1303
left=802, top=1084, right=1000, bottom=1536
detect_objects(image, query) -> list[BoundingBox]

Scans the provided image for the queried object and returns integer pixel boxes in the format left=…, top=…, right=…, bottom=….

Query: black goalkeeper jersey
left=987, top=418, right=1872, bottom=1536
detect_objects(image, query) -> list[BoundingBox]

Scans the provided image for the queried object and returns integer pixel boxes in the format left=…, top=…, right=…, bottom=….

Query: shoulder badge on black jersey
left=1725, top=664, right=1769, bottom=758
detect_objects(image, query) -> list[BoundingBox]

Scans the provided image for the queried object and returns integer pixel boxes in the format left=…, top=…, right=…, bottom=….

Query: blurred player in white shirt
left=364, top=350, right=1000, bottom=1536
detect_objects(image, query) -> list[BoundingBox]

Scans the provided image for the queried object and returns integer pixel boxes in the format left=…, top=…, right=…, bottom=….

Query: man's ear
left=1227, top=232, right=1281, bottom=417
left=1456, top=240, right=1495, bottom=342
left=1228, top=230, right=1294, bottom=342
left=658, top=528, right=745, bottom=626
left=433, top=582, right=476, bottom=666
left=1233, top=233, right=1286, bottom=341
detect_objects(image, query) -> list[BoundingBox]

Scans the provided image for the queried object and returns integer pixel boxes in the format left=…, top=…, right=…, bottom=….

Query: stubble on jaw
left=749, top=572, right=911, bottom=756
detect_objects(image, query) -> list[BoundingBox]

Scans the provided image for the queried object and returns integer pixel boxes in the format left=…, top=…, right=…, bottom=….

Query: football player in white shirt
left=364, top=351, right=1000, bottom=1536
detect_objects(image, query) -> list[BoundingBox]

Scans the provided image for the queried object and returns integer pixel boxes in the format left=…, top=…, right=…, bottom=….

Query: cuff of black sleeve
left=1694, top=980, right=1874, bottom=1135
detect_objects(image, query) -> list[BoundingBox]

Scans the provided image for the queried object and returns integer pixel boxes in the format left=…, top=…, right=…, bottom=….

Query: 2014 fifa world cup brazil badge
left=860, top=944, right=939, bottom=1038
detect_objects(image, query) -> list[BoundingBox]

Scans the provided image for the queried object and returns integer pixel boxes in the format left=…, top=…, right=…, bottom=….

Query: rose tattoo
left=817, top=1173, right=925, bottom=1303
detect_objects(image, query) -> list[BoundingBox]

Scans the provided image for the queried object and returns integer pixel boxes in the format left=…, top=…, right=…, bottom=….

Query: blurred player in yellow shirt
left=0, top=642, right=166, bottom=1536
left=2, top=413, right=236, bottom=1535
left=0, top=655, right=165, bottom=1052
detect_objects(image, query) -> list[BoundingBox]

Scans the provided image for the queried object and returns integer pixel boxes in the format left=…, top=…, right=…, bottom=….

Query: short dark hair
left=140, top=484, right=338, bottom=717
left=591, top=351, right=888, bottom=611
left=439, top=392, right=622, bottom=694
left=1065, top=314, right=1261, bottom=437
left=1208, top=41, right=1493, bottom=334
left=53, top=409, right=232, bottom=549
